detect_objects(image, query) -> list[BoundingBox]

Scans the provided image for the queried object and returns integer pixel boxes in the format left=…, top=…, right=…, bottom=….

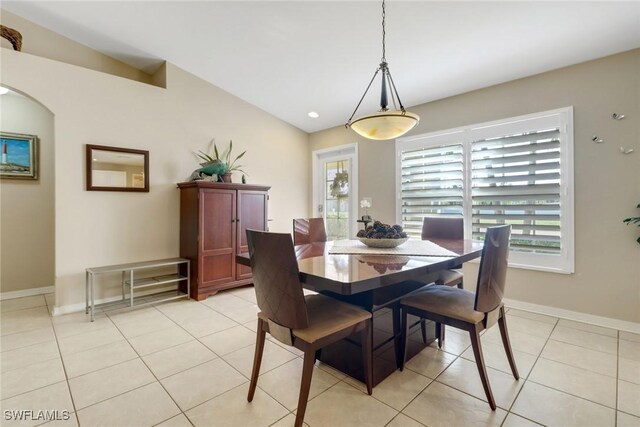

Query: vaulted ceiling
left=3, top=1, right=640, bottom=133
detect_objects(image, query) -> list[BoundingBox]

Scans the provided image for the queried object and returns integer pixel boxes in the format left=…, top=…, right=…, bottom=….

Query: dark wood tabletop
left=236, top=238, right=483, bottom=295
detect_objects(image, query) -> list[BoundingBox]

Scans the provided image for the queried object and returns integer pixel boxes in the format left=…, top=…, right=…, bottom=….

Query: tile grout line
left=523, top=378, right=620, bottom=412
left=3, top=294, right=632, bottom=426
left=151, top=298, right=303, bottom=420
left=63, top=298, right=297, bottom=424
left=521, top=324, right=622, bottom=412
left=105, top=313, right=195, bottom=427
left=393, top=328, right=473, bottom=420
left=44, top=303, right=82, bottom=427
left=0, top=341, right=61, bottom=375
left=500, top=315, right=560, bottom=427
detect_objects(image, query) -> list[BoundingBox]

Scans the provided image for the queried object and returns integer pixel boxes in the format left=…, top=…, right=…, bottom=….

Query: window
left=396, top=107, right=574, bottom=273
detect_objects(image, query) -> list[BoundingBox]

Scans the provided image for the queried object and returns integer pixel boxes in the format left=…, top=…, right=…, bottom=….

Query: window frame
left=396, top=107, right=574, bottom=274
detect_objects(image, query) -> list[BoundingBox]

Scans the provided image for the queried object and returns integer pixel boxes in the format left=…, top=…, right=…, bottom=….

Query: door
left=200, top=189, right=236, bottom=287
left=312, top=144, right=358, bottom=240
left=237, top=190, right=268, bottom=280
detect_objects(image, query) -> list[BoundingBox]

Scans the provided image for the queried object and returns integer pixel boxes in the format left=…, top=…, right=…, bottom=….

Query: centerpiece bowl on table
left=356, top=221, right=409, bottom=248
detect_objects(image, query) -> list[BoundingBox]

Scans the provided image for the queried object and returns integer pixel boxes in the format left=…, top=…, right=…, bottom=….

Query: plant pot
left=221, top=172, right=232, bottom=183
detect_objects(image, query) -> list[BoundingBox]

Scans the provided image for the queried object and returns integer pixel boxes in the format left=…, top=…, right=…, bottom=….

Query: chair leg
left=392, top=305, right=403, bottom=369
left=295, top=348, right=316, bottom=427
left=498, top=307, right=520, bottom=380
left=435, top=322, right=444, bottom=348
left=247, top=318, right=266, bottom=402
left=361, top=320, right=373, bottom=395
left=400, top=306, right=410, bottom=371
left=420, top=319, right=428, bottom=344
left=469, top=325, right=496, bottom=410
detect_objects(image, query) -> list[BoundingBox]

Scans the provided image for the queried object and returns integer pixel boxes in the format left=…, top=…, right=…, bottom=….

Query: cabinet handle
left=231, top=219, right=236, bottom=223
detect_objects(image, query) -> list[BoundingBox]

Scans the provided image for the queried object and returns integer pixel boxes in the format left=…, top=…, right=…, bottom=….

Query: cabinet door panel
left=200, top=189, right=236, bottom=286
left=201, top=254, right=234, bottom=284
left=237, top=191, right=268, bottom=280
left=201, top=189, right=235, bottom=251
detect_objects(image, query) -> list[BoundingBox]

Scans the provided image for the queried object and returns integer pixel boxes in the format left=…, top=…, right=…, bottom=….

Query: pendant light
left=345, top=0, right=419, bottom=140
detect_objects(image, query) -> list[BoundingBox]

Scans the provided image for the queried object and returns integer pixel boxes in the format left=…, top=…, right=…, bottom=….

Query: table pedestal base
left=318, top=309, right=437, bottom=386
left=318, top=277, right=440, bottom=387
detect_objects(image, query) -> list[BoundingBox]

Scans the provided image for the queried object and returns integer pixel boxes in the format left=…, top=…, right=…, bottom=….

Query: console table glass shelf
left=85, top=258, right=190, bottom=321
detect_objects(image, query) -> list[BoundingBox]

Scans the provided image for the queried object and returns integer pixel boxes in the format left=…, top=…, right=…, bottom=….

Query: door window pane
left=325, top=160, right=350, bottom=240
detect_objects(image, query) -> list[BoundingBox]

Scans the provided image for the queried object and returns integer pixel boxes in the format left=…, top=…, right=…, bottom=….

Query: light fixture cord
left=381, top=0, right=386, bottom=62
left=345, top=0, right=410, bottom=127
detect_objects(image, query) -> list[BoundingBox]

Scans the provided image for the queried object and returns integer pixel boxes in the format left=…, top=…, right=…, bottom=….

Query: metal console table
left=85, top=258, right=190, bottom=321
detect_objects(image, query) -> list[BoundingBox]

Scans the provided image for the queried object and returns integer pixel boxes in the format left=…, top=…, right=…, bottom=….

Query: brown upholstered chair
left=293, top=217, right=328, bottom=245
left=418, top=216, right=464, bottom=344
left=400, top=225, right=518, bottom=410
left=421, top=216, right=464, bottom=288
left=246, top=230, right=372, bottom=427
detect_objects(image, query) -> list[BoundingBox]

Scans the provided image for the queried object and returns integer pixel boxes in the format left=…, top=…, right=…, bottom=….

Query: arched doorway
left=0, top=86, right=55, bottom=311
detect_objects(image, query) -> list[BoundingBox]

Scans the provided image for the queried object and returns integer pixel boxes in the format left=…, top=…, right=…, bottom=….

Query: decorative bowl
left=357, top=237, right=409, bottom=248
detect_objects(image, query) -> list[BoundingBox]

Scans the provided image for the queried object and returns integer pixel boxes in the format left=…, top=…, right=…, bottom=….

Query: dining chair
left=419, top=216, right=464, bottom=344
left=293, top=217, right=328, bottom=245
left=400, top=225, right=518, bottom=410
left=246, top=230, right=373, bottom=427
left=422, top=216, right=464, bottom=288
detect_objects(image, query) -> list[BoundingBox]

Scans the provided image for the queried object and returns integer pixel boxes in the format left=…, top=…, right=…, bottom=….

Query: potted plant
left=623, top=203, right=640, bottom=244
left=196, top=139, right=247, bottom=183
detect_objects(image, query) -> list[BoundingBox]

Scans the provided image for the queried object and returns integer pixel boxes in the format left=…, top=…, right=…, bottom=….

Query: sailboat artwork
left=0, top=132, right=39, bottom=180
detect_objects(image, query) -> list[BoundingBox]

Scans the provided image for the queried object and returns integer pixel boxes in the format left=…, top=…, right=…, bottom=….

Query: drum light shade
left=350, top=111, right=419, bottom=140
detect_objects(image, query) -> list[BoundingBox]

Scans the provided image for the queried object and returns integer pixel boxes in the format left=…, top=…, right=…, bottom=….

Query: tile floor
left=1, top=290, right=639, bottom=427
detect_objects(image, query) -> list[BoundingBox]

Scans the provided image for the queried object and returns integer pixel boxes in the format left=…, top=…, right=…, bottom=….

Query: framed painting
left=0, top=132, right=39, bottom=180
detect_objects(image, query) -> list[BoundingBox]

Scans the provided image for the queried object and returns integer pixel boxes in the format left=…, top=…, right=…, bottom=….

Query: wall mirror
left=86, top=144, right=149, bottom=192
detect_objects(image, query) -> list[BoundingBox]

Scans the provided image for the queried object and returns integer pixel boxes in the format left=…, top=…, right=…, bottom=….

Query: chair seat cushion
left=274, top=294, right=372, bottom=343
left=438, top=269, right=463, bottom=287
left=401, top=286, right=485, bottom=324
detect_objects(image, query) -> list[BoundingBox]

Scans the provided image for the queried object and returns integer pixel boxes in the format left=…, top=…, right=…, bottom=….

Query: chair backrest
left=421, top=217, right=464, bottom=240
left=293, top=218, right=328, bottom=245
left=246, top=229, right=309, bottom=329
left=474, top=225, right=511, bottom=314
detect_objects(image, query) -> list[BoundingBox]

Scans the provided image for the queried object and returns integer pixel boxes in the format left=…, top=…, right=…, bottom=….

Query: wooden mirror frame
left=86, top=144, right=149, bottom=192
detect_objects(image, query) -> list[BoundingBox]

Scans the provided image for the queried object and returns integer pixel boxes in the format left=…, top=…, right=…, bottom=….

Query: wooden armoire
left=178, top=181, right=270, bottom=301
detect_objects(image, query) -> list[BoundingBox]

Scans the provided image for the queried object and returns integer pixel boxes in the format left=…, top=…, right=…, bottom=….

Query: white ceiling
left=3, top=1, right=640, bottom=133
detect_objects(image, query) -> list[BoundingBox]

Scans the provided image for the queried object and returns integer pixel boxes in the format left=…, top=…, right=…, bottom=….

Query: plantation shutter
left=470, top=127, right=562, bottom=254
left=400, top=142, right=464, bottom=238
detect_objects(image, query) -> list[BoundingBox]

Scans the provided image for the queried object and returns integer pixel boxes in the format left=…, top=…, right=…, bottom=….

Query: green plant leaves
left=196, top=139, right=249, bottom=175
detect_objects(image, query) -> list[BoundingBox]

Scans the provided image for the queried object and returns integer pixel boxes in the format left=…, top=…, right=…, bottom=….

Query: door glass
left=324, top=159, right=350, bottom=240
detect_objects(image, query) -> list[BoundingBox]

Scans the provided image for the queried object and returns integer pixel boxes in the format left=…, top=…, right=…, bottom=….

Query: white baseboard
left=52, top=285, right=181, bottom=316
left=0, top=286, right=54, bottom=301
left=503, top=298, right=640, bottom=334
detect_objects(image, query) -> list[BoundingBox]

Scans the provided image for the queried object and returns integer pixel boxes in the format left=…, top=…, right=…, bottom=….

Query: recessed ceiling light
left=0, top=87, right=9, bottom=95
left=308, top=111, right=319, bottom=118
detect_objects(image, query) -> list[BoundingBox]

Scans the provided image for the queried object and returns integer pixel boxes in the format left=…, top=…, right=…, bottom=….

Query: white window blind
left=470, top=128, right=562, bottom=254
left=396, top=108, right=574, bottom=273
left=399, top=134, right=464, bottom=238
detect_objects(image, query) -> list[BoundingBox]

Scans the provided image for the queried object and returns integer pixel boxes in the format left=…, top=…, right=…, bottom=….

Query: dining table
left=236, top=238, right=484, bottom=386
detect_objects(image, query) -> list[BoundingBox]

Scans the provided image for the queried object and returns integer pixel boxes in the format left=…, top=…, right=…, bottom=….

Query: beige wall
left=310, top=49, right=640, bottom=323
left=1, top=48, right=310, bottom=309
left=0, top=92, right=55, bottom=293
left=0, top=10, right=158, bottom=85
